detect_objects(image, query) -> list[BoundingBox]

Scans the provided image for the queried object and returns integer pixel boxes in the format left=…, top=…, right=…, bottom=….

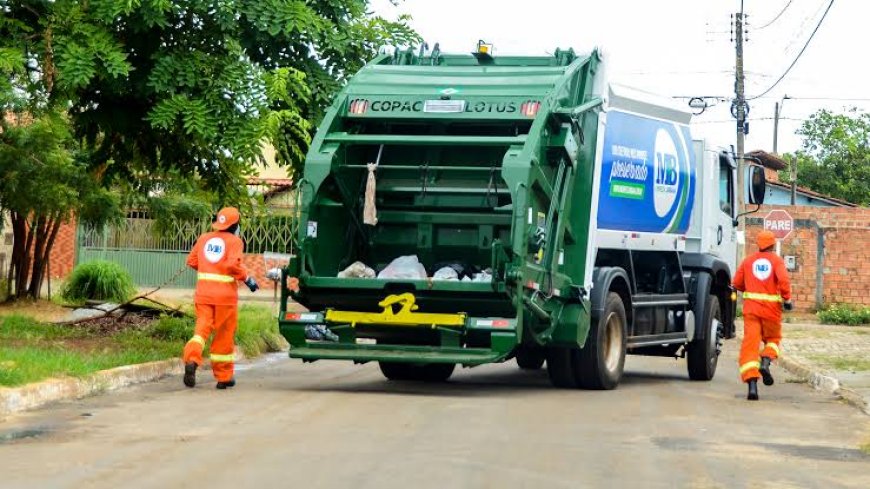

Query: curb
left=0, top=359, right=181, bottom=418
left=0, top=347, right=250, bottom=418
left=778, top=354, right=869, bottom=416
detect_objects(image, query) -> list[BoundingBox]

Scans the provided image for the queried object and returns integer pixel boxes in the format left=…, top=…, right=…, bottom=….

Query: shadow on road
left=289, top=365, right=692, bottom=398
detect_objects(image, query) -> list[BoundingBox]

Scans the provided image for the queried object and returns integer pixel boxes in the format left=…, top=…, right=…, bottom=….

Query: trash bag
left=377, top=255, right=428, bottom=280
left=338, top=261, right=376, bottom=279
left=433, top=266, right=459, bottom=281
left=433, top=262, right=465, bottom=278
left=305, top=324, right=339, bottom=342
left=472, top=269, right=493, bottom=283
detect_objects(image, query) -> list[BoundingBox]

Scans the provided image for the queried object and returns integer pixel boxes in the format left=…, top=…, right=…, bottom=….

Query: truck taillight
left=521, top=101, right=540, bottom=117
left=285, top=313, right=301, bottom=320
left=349, top=99, right=369, bottom=115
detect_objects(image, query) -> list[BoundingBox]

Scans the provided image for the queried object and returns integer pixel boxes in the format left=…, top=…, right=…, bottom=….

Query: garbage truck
left=277, top=45, right=768, bottom=389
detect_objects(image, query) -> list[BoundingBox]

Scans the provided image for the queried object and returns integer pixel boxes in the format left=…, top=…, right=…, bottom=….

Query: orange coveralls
left=732, top=251, right=792, bottom=382
left=182, top=231, right=248, bottom=383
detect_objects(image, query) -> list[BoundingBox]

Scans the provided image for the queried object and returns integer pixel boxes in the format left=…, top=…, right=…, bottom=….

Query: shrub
left=817, top=304, right=870, bottom=326
left=61, top=260, right=136, bottom=304
left=147, top=315, right=195, bottom=342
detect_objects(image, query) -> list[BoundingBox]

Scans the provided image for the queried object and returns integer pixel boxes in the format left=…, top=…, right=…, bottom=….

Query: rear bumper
left=279, top=311, right=519, bottom=366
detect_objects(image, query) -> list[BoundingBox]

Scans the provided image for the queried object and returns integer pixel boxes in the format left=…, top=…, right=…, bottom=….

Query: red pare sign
left=763, top=210, right=794, bottom=240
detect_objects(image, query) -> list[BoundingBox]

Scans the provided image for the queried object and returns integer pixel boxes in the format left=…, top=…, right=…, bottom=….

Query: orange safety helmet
left=212, top=207, right=241, bottom=231
left=756, top=230, right=776, bottom=251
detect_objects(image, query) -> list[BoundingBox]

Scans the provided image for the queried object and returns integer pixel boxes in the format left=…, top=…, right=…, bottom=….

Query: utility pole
left=772, top=95, right=797, bottom=204
left=733, top=1, right=748, bottom=260
left=773, top=101, right=780, bottom=154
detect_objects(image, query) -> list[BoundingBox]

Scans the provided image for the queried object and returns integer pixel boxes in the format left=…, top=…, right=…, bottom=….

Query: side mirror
left=748, top=165, right=766, bottom=205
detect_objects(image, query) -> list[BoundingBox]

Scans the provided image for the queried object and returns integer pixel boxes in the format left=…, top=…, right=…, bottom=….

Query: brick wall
left=48, top=221, right=77, bottom=280
left=746, top=205, right=870, bottom=311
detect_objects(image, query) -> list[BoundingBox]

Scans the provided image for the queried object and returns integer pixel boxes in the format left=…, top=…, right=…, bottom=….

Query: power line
left=749, top=0, right=836, bottom=100
left=756, top=0, right=793, bottom=29
left=693, top=117, right=806, bottom=124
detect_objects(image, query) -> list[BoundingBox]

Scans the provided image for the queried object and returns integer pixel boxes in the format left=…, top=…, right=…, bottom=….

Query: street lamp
left=772, top=95, right=795, bottom=204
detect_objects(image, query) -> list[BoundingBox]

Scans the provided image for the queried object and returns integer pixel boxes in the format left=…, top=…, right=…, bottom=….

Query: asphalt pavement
left=1, top=341, right=868, bottom=489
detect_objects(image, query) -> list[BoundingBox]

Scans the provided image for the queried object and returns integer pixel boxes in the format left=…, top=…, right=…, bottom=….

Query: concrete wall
left=745, top=205, right=870, bottom=311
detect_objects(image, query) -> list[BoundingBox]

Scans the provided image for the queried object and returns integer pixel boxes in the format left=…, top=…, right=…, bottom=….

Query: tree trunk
left=9, top=213, right=32, bottom=299
left=28, top=215, right=62, bottom=299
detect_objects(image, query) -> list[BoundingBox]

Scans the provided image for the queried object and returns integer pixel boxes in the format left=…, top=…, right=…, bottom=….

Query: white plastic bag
left=377, top=255, right=428, bottom=280
left=472, top=270, right=493, bottom=283
left=338, top=261, right=376, bottom=279
left=433, top=266, right=459, bottom=281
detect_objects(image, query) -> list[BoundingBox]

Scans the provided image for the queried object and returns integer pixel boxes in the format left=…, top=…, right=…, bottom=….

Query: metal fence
left=78, top=211, right=299, bottom=288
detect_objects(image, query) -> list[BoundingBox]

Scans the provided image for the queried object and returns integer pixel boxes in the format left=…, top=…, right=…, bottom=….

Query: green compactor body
left=278, top=46, right=739, bottom=389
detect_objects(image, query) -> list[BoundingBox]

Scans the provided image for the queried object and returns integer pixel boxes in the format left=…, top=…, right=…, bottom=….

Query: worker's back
left=735, top=250, right=791, bottom=320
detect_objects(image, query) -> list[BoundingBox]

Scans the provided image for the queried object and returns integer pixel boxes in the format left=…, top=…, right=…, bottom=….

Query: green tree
left=1, top=0, right=419, bottom=188
left=1, top=0, right=419, bottom=299
left=0, top=111, right=119, bottom=299
left=780, top=109, right=870, bottom=206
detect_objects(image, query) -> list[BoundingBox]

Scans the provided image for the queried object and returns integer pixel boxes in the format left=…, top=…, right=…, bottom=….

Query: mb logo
left=653, top=128, right=680, bottom=217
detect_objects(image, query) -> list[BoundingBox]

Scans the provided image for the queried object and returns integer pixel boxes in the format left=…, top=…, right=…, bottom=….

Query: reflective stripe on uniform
left=765, top=342, right=781, bottom=355
left=197, top=272, right=235, bottom=283
left=743, top=291, right=783, bottom=302
left=739, top=361, right=760, bottom=374
left=210, top=353, right=235, bottom=363
left=187, top=335, right=205, bottom=347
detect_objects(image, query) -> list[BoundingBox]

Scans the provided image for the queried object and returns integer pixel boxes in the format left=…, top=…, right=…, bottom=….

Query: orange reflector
left=521, top=101, right=540, bottom=117
left=285, top=312, right=301, bottom=320
left=492, top=320, right=509, bottom=328
left=349, top=99, right=368, bottom=115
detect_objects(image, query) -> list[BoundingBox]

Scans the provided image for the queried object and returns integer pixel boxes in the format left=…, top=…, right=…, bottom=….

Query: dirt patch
left=68, top=313, right=156, bottom=336
left=0, top=301, right=70, bottom=323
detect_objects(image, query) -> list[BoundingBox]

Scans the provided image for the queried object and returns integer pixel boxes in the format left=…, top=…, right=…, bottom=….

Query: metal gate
left=77, top=215, right=297, bottom=288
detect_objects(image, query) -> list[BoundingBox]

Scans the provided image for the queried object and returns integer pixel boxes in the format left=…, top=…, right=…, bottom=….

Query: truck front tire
left=686, top=295, right=721, bottom=381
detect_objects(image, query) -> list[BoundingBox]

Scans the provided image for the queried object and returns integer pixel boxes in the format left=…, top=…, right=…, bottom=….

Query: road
left=1, top=343, right=868, bottom=489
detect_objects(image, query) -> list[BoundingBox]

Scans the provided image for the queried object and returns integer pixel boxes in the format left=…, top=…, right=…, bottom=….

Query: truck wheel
left=419, top=363, right=455, bottom=382
left=687, top=295, right=721, bottom=381
left=546, top=347, right=578, bottom=388
left=378, top=362, right=455, bottom=382
left=516, top=347, right=546, bottom=370
left=379, top=362, right=415, bottom=381
left=574, top=292, right=627, bottom=390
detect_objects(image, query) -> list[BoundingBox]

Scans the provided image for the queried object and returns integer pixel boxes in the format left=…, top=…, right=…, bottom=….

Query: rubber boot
left=760, top=356, right=774, bottom=386
left=216, top=378, right=236, bottom=390
left=183, top=363, right=197, bottom=388
left=747, top=379, right=759, bottom=401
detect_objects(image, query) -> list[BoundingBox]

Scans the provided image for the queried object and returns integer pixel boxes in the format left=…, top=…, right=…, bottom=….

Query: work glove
left=783, top=301, right=794, bottom=311
left=244, top=276, right=259, bottom=292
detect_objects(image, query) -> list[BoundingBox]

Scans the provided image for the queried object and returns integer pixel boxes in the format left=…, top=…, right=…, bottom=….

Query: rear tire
left=687, top=295, right=722, bottom=381
left=546, top=347, right=578, bottom=388
left=378, top=362, right=455, bottom=382
left=516, top=347, right=546, bottom=370
left=574, top=292, right=627, bottom=390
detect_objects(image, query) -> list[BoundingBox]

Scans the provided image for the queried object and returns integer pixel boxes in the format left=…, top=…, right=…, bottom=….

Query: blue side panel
left=597, top=110, right=696, bottom=234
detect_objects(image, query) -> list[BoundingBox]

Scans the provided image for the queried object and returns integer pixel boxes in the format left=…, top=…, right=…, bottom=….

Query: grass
left=861, top=440, right=870, bottom=456
left=0, top=305, right=286, bottom=387
left=808, top=354, right=870, bottom=373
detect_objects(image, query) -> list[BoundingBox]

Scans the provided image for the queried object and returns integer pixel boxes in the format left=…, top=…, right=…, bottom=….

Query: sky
left=370, top=0, right=869, bottom=154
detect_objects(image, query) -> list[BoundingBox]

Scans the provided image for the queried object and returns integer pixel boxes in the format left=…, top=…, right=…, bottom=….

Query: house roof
left=767, top=179, right=857, bottom=207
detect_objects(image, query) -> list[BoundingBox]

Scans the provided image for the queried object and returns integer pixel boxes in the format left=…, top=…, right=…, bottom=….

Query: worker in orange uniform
left=182, top=207, right=259, bottom=389
left=732, top=230, right=793, bottom=401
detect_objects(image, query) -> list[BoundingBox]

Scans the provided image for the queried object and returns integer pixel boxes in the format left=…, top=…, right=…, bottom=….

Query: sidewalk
left=741, top=320, right=870, bottom=414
